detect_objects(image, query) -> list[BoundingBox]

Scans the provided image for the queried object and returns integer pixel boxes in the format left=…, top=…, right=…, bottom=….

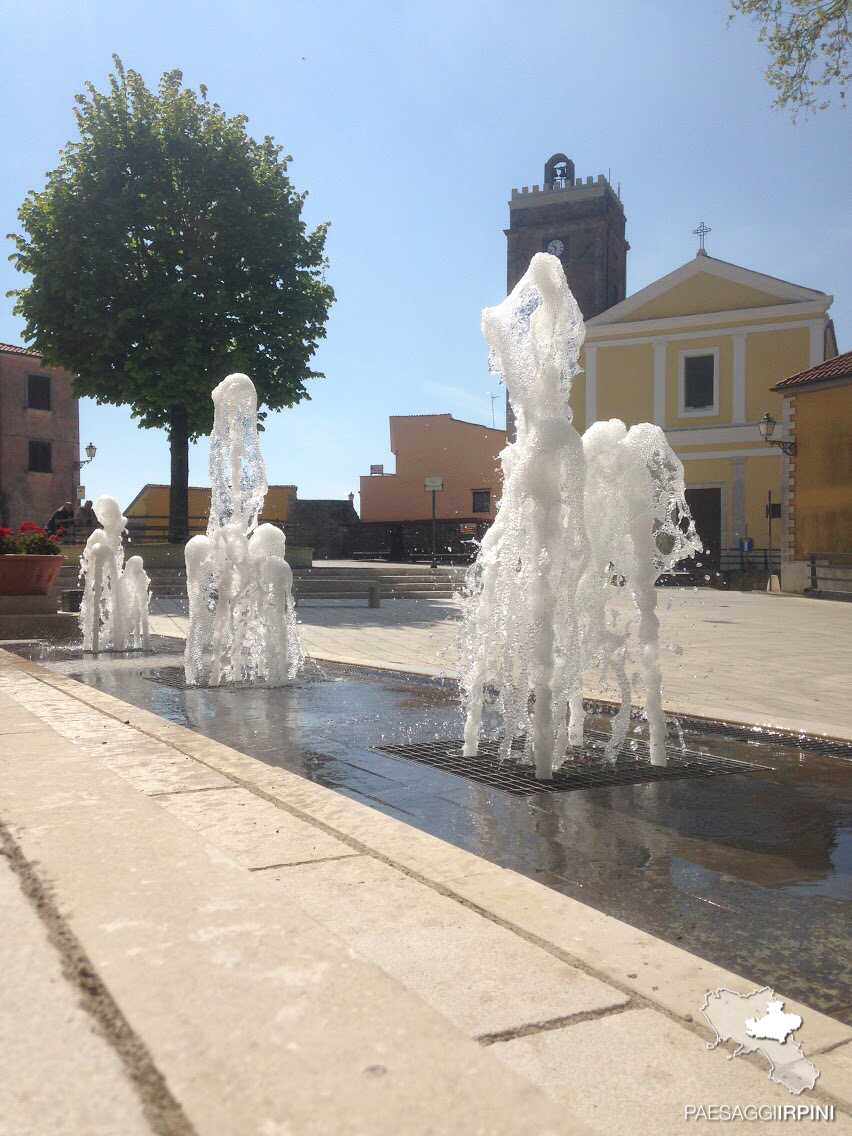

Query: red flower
left=18, top=521, right=44, bottom=534
left=0, top=528, right=13, bottom=539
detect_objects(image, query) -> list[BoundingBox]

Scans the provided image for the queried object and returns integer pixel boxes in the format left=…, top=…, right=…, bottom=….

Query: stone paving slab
left=0, top=707, right=580, bottom=1136
left=157, top=784, right=358, bottom=869
left=491, top=1008, right=848, bottom=1135
left=2, top=676, right=233, bottom=796
left=265, top=854, right=630, bottom=1037
left=0, top=855, right=153, bottom=1136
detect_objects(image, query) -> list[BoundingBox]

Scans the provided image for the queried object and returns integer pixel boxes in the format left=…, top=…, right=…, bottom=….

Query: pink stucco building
left=360, top=414, right=506, bottom=524
left=0, top=343, right=80, bottom=529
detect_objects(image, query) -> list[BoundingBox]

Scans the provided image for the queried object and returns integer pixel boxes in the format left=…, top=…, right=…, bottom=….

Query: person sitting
left=74, top=498, right=98, bottom=536
left=46, top=501, right=75, bottom=535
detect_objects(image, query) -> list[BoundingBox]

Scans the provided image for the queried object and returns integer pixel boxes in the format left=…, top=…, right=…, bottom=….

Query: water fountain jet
left=184, top=373, right=301, bottom=686
left=459, top=254, right=700, bottom=777
left=79, top=496, right=150, bottom=651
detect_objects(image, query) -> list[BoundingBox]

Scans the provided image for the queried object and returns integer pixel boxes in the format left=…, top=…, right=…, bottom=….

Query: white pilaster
left=809, top=321, right=824, bottom=367
left=585, top=346, right=597, bottom=429
left=732, top=332, right=747, bottom=424
left=653, top=340, right=667, bottom=426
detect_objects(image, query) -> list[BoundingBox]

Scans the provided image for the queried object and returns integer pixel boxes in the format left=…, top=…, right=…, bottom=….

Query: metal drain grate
left=375, top=735, right=764, bottom=795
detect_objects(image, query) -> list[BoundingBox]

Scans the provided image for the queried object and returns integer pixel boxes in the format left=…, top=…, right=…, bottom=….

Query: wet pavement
left=11, top=640, right=852, bottom=1024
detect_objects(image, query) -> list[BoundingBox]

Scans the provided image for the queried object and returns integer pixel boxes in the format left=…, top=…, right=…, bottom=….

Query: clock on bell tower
left=505, top=152, right=628, bottom=321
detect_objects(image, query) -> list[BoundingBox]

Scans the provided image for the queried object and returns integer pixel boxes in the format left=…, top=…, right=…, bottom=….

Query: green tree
left=9, top=56, right=334, bottom=540
left=730, top=0, right=850, bottom=117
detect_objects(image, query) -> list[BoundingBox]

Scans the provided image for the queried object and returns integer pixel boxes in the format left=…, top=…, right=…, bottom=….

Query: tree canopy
left=729, top=0, right=850, bottom=117
left=9, top=56, right=334, bottom=537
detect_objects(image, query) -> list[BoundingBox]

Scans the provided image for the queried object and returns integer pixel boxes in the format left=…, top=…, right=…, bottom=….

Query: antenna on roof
left=488, top=390, right=500, bottom=428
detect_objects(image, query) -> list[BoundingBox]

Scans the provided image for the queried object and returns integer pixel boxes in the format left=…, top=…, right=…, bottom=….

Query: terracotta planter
left=0, top=555, right=64, bottom=596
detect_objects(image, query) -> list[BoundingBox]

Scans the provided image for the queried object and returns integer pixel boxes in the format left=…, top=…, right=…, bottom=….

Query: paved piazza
left=149, top=586, right=852, bottom=740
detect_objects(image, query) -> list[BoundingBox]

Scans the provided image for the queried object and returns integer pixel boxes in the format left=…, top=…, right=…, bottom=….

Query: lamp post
left=71, top=442, right=97, bottom=512
left=757, top=413, right=796, bottom=456
left=424, top=477, right=443, bottom=569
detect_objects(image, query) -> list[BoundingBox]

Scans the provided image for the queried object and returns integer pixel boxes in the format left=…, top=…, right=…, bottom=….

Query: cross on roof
left=693, top=221, right=711, bottom=254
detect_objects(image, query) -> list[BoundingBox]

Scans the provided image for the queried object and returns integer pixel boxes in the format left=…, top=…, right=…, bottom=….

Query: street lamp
left=757, top=413, right=796, bottom=456
left=72, top=442, right=97, bottom=504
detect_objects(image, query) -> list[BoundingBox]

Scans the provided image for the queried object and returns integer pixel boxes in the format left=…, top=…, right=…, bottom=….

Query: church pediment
left=588, top=256, right=830, bottom=327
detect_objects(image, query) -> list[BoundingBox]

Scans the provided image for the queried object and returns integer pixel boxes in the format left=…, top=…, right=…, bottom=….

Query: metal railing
left=807, top=551, right=852, bottom=598
left=59, top=515, right=295, bottom=545
left=719, top=547, right=782, bottom=573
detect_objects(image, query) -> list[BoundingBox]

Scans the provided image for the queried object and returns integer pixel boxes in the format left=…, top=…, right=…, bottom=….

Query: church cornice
left=585, top=301, right=831, bottom=343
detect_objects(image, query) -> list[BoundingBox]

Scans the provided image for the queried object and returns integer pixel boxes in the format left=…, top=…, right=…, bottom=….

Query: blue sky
left=2, top=0, right=849, bottom=510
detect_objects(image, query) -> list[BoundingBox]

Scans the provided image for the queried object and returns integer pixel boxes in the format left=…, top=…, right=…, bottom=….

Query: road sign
left=424, top=477, right=443, bottom=492
left=77, top=485, right=86, bottom=500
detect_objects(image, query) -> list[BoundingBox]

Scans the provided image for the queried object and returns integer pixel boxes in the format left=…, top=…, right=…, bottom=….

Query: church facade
left=506, top=156, right=837, bottom=568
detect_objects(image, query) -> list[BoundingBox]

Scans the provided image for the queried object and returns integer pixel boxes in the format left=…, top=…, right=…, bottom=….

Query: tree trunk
left=168, top=404, right=190, bottom=544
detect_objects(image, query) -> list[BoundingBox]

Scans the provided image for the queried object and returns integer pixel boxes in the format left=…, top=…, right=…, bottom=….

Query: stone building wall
left=0, top=345, right=79, bottom=529
left=291, top=498, right=359, bottom=558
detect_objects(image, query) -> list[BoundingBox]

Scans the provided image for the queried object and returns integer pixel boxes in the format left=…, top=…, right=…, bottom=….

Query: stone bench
left=293, top=582, right=380, bottom=608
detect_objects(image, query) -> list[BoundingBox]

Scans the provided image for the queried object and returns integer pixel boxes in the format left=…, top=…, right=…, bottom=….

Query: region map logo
left=700, top=986, right=819, bottom=1095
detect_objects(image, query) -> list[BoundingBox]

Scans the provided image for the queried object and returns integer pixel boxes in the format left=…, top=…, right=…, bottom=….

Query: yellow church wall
left=569, top=370, right=586, bottom=431
left=666, top=336, right=733, bottom=427
left=679, top=459, right=731, bottom=481
left=675, top=455, right=781, bottom=548
left=745, top=457, right=781, bottom=546
left=596, top=343, right=652, bottom=424
left=676, top=442, right=754, bottom=453
left=618, top=274, right=790, bottom=323
left=744, top=327, right=810, bottom=422
left=791, top=385, right=852, bottom=559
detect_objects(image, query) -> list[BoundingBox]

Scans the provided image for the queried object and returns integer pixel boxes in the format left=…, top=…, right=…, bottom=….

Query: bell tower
left=506, top=153, right=628, bottom=320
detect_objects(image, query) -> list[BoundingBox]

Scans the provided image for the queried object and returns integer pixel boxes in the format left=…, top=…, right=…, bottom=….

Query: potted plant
left=0, top=521, right=65, bottom=595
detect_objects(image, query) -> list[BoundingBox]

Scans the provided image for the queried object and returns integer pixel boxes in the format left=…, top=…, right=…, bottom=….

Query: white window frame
left=678, top=347, right=719, bottom=418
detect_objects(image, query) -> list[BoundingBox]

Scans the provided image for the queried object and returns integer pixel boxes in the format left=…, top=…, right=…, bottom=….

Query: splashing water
left=79, top=496, right=151, bottom=651
left=184, top=373, right=302, bottom=686
left=458, top=254, right=700, bottom=778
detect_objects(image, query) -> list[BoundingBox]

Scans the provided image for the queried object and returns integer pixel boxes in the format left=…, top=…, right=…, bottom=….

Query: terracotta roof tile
left=772, top=349, right=852, bottom=391
left=0, top=342, right=40, bottom=357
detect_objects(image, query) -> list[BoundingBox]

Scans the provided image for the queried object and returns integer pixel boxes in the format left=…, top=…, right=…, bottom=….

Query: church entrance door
left=685, top=487, right=722, bottom=569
